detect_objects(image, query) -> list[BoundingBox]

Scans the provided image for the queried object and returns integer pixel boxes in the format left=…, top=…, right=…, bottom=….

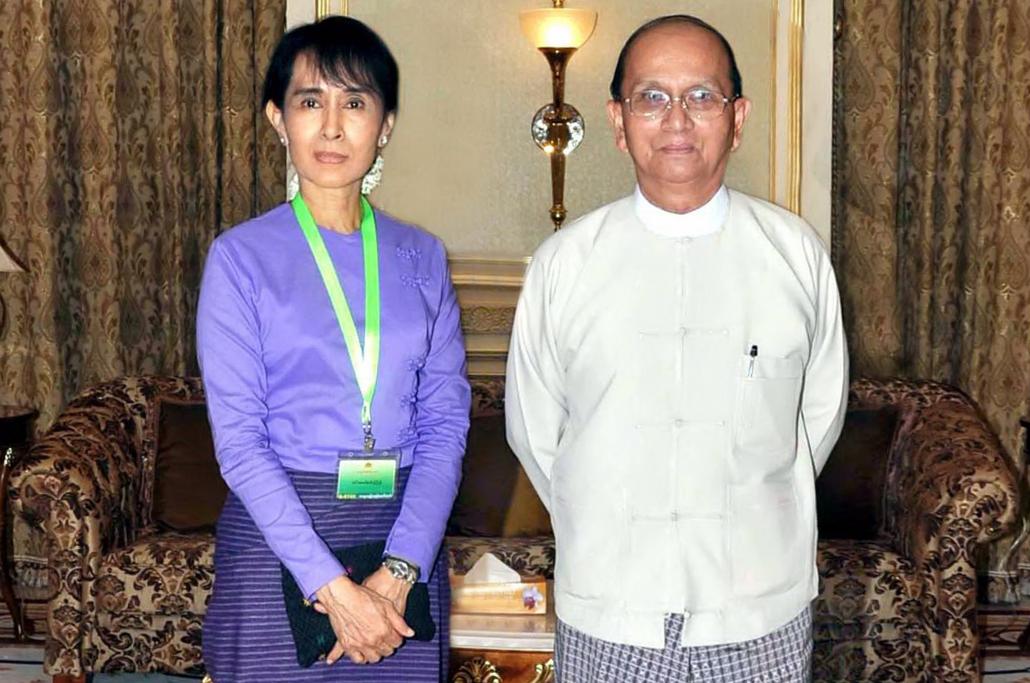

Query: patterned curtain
left=0, top=0, right=286, bottom=433
left=834, top=0, right=1030, bottom=599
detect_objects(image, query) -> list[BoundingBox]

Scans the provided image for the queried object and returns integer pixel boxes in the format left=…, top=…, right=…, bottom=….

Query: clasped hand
left=313, top=567, right=413, bottom=665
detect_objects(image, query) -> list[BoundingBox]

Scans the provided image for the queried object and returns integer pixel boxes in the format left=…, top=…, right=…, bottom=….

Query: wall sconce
left=0, top=241, right=23, bottom=337
left=315, top=0, right=348, bottom=19
left=520, top=1, right=597, bottom=230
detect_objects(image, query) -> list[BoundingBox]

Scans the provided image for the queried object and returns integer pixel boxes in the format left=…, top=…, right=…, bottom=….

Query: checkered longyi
left=555, top=606, right=812, bottom=682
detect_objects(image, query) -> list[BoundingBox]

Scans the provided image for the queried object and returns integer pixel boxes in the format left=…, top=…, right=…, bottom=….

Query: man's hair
left=609, top=15, right=742, bottom=101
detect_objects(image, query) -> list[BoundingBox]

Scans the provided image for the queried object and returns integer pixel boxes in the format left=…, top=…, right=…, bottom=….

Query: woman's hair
left=609, top=15, right=742, bottom=100
left=262, top=16, right=399, bottom=115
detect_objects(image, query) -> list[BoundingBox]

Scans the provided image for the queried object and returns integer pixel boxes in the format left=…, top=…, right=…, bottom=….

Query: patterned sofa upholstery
left=9, top=376, right=1019, bottom=681
left=11, top=376, right=208, bottom=677
left=814, top=378, right=1018, bottom=682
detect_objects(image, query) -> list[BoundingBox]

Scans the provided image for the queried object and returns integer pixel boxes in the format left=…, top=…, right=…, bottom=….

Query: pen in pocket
left=747, top=345, right=758, bottom=377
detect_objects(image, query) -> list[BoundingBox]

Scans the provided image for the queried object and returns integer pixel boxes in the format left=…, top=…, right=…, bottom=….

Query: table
left=0, top=405, right=36, bottom=641
left=449, top=585, right=555, bottom=682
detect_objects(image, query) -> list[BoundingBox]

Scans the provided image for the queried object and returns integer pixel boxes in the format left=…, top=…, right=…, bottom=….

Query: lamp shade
left=0, top=242, right=22, bottom=273
left=519, top=8, right=597, bottom=49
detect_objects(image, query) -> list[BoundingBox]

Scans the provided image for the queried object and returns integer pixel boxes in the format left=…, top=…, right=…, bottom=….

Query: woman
left=197, top=16, right=469, bottom=682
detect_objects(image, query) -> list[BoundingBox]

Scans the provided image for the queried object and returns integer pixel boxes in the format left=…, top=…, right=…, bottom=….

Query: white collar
left=633, top=185, right=729, bottom=238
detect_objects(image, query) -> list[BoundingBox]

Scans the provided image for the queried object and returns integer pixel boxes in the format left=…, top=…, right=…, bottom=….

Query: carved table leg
left=0, top=446, right=24, bottom=640
left=529, top=659, right=555, bottom=683
left=453, top=655, right=503, bottom=682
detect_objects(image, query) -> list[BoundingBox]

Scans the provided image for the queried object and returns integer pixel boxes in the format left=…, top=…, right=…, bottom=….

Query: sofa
left=12, top=377, right=210, bottom=678
left=812, top=378, right=1018, bottom=682
left=9, top=375, right=1019, bottom=682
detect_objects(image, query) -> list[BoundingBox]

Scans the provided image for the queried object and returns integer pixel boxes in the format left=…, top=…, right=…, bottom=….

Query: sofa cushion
left=814, top=539, right=928, bottom=681
left=94, top=531, right=214, bottom=618
left=92, top=611, right=205, bottom=676
left=153, top=398, right=227, bottom=532
left=446, top=535, right=555, bottom=578
left=816, top=407, right=899, bottom=540
left=815, top=539, right=920, bottom=628
left=448, top=413, right=552, bottom=537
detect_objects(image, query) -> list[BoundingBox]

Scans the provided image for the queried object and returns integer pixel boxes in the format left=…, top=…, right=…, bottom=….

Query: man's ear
left=730, top=96, right=752, bottom=152
left=606, top=99, right=629, bottom=153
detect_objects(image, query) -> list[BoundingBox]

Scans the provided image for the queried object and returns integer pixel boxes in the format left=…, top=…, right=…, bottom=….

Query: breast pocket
left=734, top=354, right=804, bottom=475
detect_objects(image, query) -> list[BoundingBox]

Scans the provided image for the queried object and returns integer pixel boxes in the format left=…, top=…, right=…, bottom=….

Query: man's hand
left=313, top=573, right=413, bottom=665
left=362, top=565, right=413, bottom=617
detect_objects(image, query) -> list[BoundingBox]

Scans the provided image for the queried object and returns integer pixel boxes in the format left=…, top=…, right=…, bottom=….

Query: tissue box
left=450, top=574, right=548, bottom=615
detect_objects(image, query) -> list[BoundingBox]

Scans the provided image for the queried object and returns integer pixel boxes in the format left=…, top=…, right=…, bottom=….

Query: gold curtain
left=0, top=0, right=286, bottom=432
left=834, top=0, right=1030, bottom=597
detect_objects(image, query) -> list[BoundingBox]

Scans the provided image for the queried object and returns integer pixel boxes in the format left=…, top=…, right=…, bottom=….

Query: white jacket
left=505, top=190, right=848, bottom=648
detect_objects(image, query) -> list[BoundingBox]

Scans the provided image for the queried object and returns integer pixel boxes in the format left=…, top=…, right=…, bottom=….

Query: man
left=505, top=15, right=848, bottom=682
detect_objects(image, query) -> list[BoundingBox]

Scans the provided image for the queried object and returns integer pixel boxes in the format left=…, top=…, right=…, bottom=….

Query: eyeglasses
left=623, top=87, right=738, bottom=121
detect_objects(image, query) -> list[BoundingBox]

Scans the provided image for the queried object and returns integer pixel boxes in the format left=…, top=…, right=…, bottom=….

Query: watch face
left=385, top=558, right=417, bottom=583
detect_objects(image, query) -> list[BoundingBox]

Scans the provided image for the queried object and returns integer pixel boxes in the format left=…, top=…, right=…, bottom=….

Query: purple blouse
left=197, top=203, right=470, bottom=599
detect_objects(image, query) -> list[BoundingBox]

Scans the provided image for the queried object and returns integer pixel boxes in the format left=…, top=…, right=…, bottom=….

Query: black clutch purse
left=280, top=540, right=436, bottom=668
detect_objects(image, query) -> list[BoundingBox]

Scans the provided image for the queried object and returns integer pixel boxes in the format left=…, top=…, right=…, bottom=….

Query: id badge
left=336, top=449, right=400, bottom=500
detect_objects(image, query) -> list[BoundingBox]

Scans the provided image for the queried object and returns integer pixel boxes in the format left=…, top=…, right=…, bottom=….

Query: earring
left=361, top=154, right=384, bottom=195
left=280, top=136, right=288, bottom=147
left=379, top=135, right=389, bottom=147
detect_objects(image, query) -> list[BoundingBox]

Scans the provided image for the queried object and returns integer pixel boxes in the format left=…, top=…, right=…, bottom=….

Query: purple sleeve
left=197, top=239, right=344, bottom=599
left=384, top=241, right=470, bottom=579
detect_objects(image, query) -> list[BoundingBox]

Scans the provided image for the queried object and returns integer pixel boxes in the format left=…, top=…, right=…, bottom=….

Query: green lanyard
left=292, top=193, right=381, bottom=451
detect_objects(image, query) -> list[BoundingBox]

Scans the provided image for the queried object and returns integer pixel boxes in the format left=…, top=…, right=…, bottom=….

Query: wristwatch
left=382, top=555, right=420, bottom=584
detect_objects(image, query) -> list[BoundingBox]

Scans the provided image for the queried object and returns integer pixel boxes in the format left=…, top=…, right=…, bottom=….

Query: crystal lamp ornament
left=531, top=103, right=584, bottom=155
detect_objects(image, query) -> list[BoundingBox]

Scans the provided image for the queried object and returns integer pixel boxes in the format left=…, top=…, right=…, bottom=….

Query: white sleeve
left=804, top=251, right=850, bottom=475
left=505, top=252, right=567, bottom=512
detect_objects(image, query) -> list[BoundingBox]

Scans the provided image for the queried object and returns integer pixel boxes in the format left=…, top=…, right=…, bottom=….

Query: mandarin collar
left=633, top=185, right=729, bottom=238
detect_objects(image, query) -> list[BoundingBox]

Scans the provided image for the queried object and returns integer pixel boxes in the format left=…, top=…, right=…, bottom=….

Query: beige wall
left=342, top=1, right=777, bottom=257
left=800, top=0, right=833, bottom=239
left=286, top=1, right=829, bottom=257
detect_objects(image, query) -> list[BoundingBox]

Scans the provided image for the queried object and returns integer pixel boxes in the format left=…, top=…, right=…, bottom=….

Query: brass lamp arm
left=541, top=47, right=575, bottom=108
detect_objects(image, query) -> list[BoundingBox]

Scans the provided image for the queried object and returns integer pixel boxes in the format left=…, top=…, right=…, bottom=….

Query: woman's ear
left=379, top=112, right=396, bottom=146
left=266, top=101, right=286, bottom=143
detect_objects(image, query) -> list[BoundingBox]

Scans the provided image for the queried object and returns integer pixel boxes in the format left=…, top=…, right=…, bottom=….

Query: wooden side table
left=0, top=405, right=36, bottom=641
left=449, top=587, right=555, bottom=683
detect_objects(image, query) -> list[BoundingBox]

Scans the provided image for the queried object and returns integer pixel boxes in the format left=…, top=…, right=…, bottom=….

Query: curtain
left=834, top=0, right=1030, bottom=598
left=0, top=0, right=286, bottom=433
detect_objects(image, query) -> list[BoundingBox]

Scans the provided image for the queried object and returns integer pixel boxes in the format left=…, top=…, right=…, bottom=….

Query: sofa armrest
left=883, top=397, right=1018, bottom=679
left=14, top=403, right=145, bottom=546
left=888, top=398, right=1019, bottom=566
left=10, top=403, right=144, bottom=676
